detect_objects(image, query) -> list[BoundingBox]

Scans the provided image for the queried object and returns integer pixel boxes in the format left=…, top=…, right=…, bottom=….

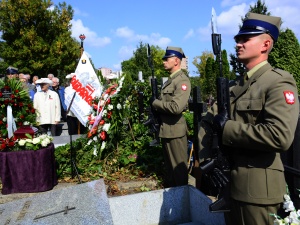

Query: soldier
left=151, top=46, right=191, bottom=187
left=6, top=66, right=18, bottom=79
left=198, top=13, right=299, bottom=225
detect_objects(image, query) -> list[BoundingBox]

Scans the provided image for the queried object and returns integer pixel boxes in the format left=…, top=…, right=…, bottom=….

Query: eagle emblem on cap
left=283, top=91, right=295, bottom=104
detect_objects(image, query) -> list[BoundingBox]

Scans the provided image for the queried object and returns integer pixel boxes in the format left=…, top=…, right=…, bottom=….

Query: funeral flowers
left=14, top=134, right=53, bottom=151
left=0, top=78, right=37, bottom=139
left=271, top=187, right=300, bottom=225
left=86, top=74, right=126, bottom=157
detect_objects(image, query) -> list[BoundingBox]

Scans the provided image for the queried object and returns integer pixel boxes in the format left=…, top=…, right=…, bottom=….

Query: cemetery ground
left=0, top=121, right=199, bottom=204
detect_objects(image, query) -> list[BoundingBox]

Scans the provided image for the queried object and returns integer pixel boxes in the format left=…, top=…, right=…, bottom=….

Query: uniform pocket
left=236, top=98, right=263, bottom=124
left=162, top=88, right=174, bottom=101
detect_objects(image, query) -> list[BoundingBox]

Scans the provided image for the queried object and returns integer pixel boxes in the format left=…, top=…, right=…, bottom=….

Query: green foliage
left=269, top=28, right=300, bottom=92
left=121, top=42, right=169, bottom=84
left=201, top=57, right=216, bottom=100
left=183, top=111, right=194, bottom=138
left=55, top=79, right=164, bottom=182
left=192, top=51, right=214, bottom=77
left=0, top=0, right=79, bottom=76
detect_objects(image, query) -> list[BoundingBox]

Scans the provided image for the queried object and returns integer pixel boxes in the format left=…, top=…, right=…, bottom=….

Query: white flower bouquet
left=15, top=134, right=53, bottom=151
left=271, top=187, right=300, bottom=225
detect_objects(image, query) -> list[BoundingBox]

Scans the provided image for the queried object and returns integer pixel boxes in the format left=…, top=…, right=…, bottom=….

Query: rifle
left=199, top=8, right=231, bottom=213
left=143, top=44, right=160, bottom=147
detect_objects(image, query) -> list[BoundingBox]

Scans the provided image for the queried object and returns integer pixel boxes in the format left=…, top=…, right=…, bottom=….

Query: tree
left=221, top=49, right=231, bottom=79
left=0, top=0, right=80, bottom=77
left=201, top=57, right=216, bottom=100
left=269, top=28, right=300, bottom=91
left=192, top=51, right=214, bottom=78
left=121, top=42, right=168, bottom=84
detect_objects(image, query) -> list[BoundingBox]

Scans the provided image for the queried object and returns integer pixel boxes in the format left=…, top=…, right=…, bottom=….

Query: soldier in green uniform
left=151, top=46, right=191, bottom=187
left=198, top=13, right=299, bottom=225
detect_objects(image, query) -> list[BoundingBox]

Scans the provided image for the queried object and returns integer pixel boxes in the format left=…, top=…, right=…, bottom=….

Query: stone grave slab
left=0, top=179, right=113, bottom=225
left=52, top=134, right=83, bottom=147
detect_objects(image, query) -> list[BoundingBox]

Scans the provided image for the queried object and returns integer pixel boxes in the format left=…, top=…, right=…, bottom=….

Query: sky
left=52, top=0, right=300, bottom=76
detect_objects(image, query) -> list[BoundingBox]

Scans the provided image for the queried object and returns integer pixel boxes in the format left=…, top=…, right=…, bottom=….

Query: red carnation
left=107, top=111, right=112, bottom=119
left=14, top=90, right=19, bottom=93
left=31, top=109, right=35, bottom=113
left=99, top=120, right=105, bottom=125
left=20, top=115, right=25, bottom=119
left=0, top=121, right=3, bottom=125
left=11, top=94, right=15, bottom=99
left=100, top=131, right=106, bottom=140
left=106, top=98, right=111, bottom=104
left=0, top=92, right=2, bottom=97
left=19, top=102, right=24, bottom=107
left=8, top=141, right=15, bottom=147
left=0, top=143, right=6, bottom=150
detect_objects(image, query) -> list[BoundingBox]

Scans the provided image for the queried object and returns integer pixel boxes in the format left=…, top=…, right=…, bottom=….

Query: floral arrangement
left=271, top=187, right=300, bottom=225
left=86, top=74, right=126, bottom=157
left=0, top=78, right=37, bottom=151
left=13, top=134, right=53, bottom=151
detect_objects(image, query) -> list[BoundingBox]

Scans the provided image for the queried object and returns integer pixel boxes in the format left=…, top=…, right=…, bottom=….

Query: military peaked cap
left=162, top=46, right=186, bottom=60
left=235, top=13, right=281, bottom=41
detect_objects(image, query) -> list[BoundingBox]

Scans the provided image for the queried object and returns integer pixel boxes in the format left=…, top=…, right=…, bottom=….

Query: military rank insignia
left=82, top=59, right=86, bottom=64
left=181, top=84, right=187, bottom=91
left=283, top=91, right=295, bottom=104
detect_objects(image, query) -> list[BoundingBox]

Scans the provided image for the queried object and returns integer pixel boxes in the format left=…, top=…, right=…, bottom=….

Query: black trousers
left=39, top=124, right=56, bottom=136
left=66, top=116, right=78, bottom=135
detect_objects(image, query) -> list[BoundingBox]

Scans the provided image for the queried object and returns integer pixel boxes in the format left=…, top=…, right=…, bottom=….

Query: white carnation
left=41, top=140, right=48, bottom=147
left=93, top=136, right=97, bottom=141
left=102, top=123, right=111, bottom=132
left=93, top=146, right=98, bottom=156
left=3, top=117, right=7, bottom=122
left=32, top=138, right=40, bottom=144
left=107, top=104, right=113, bottom=110
left=18, top=139, right=26, bottom=146
left=117, top=103, right=122, bottom=110
left=101, top=141, right=106, bottom=150
left=87, top=139, right=93, bottom=145
left=102, top=110, right=107, bottom=116
left=26, top=139, right=32, bottom=143
left=23, top=121, right=30, bottom=125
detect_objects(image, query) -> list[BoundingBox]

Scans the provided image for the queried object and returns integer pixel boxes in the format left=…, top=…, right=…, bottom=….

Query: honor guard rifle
left=143, top=44, right=160, bottom=147
left=199, top=8, right=231, bottom=213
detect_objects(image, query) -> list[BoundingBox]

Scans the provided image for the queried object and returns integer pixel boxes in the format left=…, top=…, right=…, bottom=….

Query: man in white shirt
left=34, top=78, right=61, bottom=136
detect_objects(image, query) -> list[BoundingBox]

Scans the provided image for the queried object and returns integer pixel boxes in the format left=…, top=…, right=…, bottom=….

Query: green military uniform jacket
left=199, top=63, right=299, bottom=205
left=152, top=70, right=191, bottom=138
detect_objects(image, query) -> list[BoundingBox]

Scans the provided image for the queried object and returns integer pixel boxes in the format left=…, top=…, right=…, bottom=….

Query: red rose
left=8, top=141, right=15, bottom=147
left=100, top=131, right=106, bottom=140
left=106, top=98, right=111, bottom=104
left=31, top=109, right=35, bottom=113
left=0, top=121, right=3, bottom=125
left=19, top=102, right=24, bottom=107
left=11, top=94, right=15, bottom=99
left=14, top=90, right=19, bottom=93
left=0, top=143, right=6, bottom=150
left=0, top=92, right=2, bottom=97
left=14, top=103, right=18, bottom=107
left=107, top=111, right=112, bottom=119
left=20, top=115, right=25, bottom=119
left=99, top=120, right=105, bottom=125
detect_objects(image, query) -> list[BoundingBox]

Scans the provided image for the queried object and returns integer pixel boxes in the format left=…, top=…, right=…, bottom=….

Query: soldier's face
left=235, top=34, right=266, bottom=64
left=163, top=57, right=176, bottom=72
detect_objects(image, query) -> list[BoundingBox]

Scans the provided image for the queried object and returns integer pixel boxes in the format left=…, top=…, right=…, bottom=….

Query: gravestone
left=0, top=179, right=113, bottom=225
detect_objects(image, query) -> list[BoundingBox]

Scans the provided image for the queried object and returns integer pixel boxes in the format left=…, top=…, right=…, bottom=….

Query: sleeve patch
left=181, top=84, right=187, bottom=91
left=283, top=91, right=295, bottom=104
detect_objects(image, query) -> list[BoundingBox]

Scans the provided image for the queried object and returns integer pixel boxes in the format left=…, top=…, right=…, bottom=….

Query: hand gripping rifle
left=143, top=44, right=161, bottom=147
left=199, top=8, right=231, bottom=213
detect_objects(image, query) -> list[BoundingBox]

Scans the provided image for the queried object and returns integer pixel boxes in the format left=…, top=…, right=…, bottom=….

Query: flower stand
left=0, top=143, right=57, bottom=194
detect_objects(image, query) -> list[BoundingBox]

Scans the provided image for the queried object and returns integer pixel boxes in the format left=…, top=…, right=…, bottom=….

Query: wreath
left=0, top=78, right=37, bottom=150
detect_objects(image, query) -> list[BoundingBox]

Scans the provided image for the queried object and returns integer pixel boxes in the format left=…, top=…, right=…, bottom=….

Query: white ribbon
left=7, top=105, right=17, bottom=139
